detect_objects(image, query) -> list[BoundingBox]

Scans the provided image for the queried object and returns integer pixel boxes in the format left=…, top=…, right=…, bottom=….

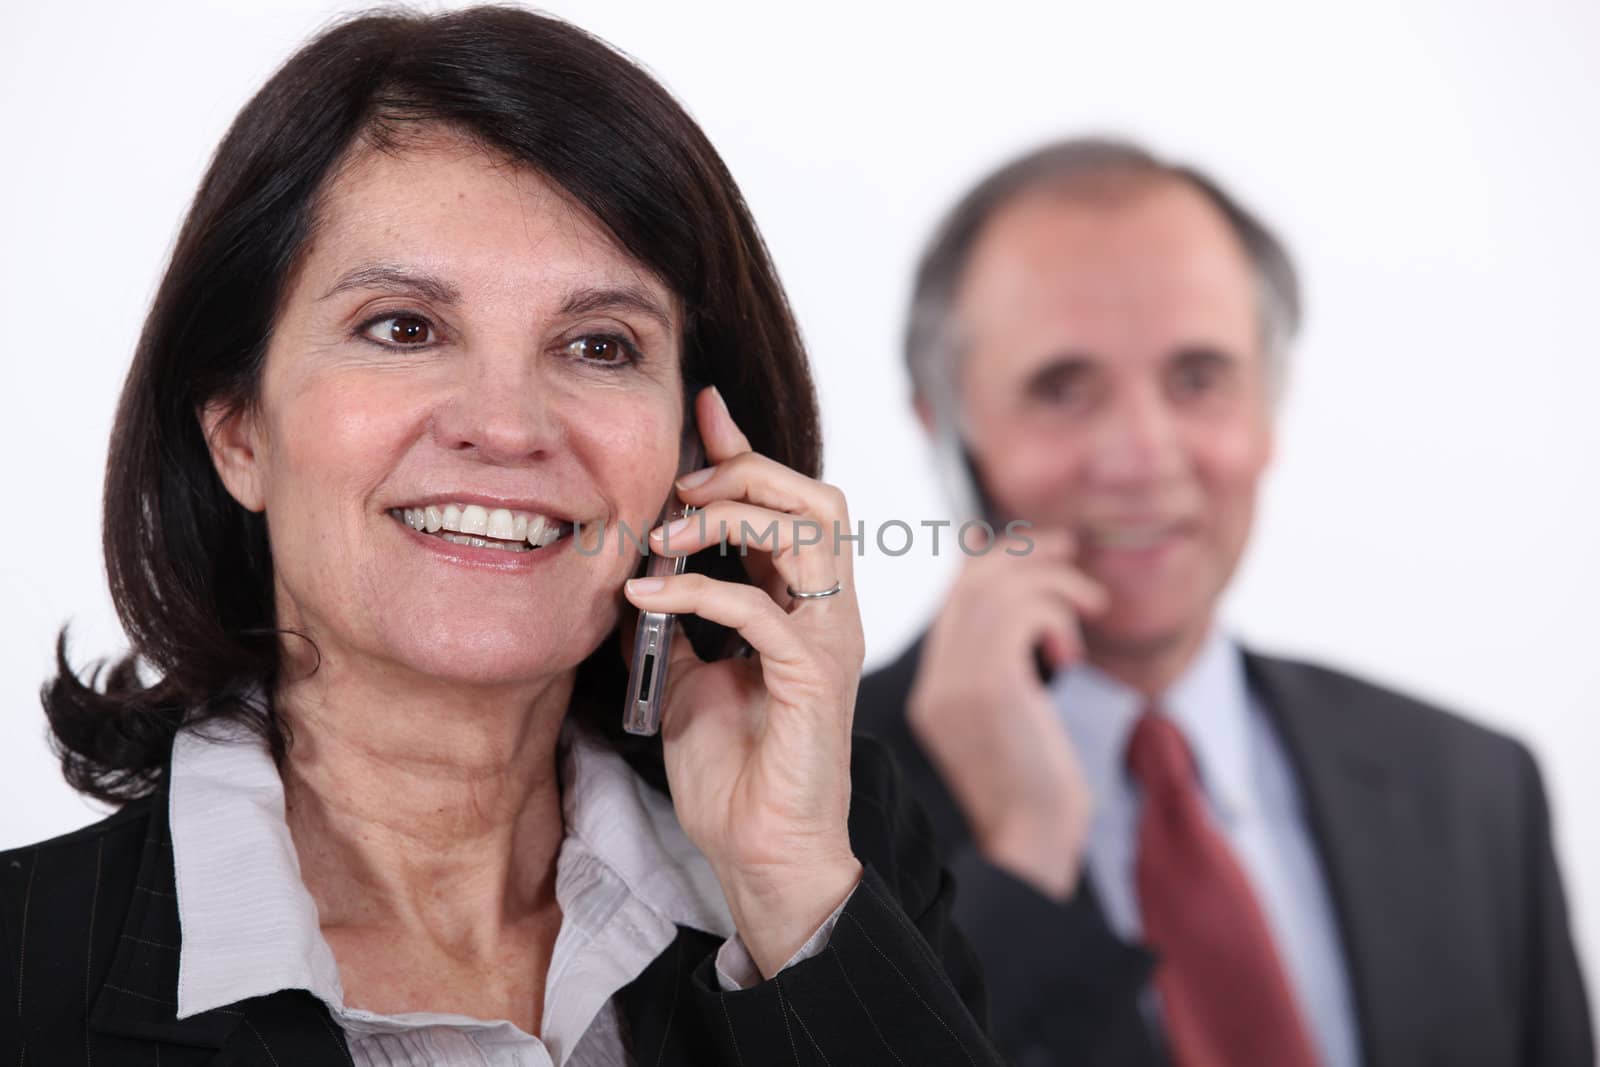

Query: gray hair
left=906, top=137, right=1301, bottom=429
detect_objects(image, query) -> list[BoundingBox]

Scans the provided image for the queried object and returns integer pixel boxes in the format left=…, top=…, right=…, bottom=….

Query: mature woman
left=0, top=8, right=1001, bottom=1065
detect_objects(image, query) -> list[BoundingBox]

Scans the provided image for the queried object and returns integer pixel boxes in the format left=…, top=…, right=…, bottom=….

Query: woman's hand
left=622, top=385, right=865, bottom=979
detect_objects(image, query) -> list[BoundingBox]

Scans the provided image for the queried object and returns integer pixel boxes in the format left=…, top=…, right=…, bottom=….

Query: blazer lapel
left=206, top=991, right=354, bottom=1066
left=85, top=786, right=351, bottom=1065
left=1245, top=652, right=1428, bottom=1067
left=87, top=786, right=239, bottom=1049
left=613, top=924, right=727, bottom=1065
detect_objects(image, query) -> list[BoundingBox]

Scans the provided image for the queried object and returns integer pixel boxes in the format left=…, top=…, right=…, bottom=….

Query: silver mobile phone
left=622, top=435, right=706, bottom=736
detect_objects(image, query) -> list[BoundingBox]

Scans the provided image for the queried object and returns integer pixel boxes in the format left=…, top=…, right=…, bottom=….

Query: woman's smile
left=389, top=502, right=575, bottom=551
left=385, top=499, right=582, bottom=571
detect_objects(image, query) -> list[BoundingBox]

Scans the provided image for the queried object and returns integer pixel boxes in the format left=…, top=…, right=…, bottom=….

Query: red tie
left=1127, top=710, right=1321, bottom=1067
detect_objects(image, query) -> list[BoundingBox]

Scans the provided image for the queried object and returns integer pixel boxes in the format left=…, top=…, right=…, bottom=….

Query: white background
left=3, top=0, right=1596, bottom=1022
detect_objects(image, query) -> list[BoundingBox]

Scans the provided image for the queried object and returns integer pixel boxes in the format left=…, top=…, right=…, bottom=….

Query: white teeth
left=459, top=504, right=489, bottom=536
left=394, top=503, right=565, bottom=550
left=486, top=508, right=516, bottom=540
left=442, top=531, right=530, bottom=552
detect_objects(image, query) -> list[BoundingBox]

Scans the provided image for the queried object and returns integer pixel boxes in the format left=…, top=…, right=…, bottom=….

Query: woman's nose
left=433, top=352, right=563, bottom=463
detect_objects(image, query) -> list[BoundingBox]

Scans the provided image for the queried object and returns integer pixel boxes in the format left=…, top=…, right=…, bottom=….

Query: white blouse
left=166, top=716, right=853, bottom=1066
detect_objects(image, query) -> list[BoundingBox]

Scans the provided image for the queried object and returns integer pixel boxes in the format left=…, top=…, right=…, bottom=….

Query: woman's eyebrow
left=317, top=269, right=673, bottom=332
left=318, top=264, right=461, bottom=305
left=560, top=285, right=674, bottom=333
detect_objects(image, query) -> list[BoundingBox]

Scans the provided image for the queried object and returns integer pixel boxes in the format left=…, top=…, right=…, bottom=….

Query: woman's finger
left=678, top=383, right=855, bottom=600
left=694, top=385, right=753, bottom=465
left=624, top=571, right=808, bottom=667
left=671, top=455, right=855, bottom=589
left=649, top=501, right=843, bottom=606
left=674, top=450, right=849, bottom=530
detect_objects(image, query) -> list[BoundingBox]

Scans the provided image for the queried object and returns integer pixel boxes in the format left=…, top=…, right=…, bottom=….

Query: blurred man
left=857, top=139, right=1592, bottom=1067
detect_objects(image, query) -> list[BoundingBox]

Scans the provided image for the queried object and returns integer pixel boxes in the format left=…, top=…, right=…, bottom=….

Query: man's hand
left=906, top=529, right=1106, bottom=900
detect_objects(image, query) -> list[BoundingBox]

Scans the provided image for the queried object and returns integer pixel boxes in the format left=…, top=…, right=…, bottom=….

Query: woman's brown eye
left=568, top=336, right=627, bottom=363
left=387, top=316, right=431, bottom=344
left=362, top=315, right=433, bottom=346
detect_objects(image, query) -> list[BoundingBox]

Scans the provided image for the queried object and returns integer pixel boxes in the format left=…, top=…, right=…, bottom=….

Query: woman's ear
left=199, top=399, right=267, bottom=512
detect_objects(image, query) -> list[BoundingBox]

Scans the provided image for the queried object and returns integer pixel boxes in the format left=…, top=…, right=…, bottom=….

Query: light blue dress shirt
left=1051, top=628, right=1361, bottom=1067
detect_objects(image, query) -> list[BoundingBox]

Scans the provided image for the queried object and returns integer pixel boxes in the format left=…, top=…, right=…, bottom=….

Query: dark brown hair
left=46, top=5, right=820, bottom=803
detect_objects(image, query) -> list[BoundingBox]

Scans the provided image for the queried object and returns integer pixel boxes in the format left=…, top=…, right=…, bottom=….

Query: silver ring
left=786, top=580, right=843, bottom=600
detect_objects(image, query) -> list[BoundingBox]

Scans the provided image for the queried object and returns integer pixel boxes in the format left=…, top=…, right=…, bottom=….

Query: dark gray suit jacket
left=0, top=731, right=1007, bottom=1066
left=857, top=640, right=1594, bottom=1067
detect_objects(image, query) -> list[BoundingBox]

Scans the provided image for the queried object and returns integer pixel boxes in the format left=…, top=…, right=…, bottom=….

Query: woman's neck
left=275, top=655, right=573, bottom=981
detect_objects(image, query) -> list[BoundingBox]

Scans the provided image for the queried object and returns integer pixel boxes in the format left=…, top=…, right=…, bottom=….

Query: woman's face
left=207, top=133, right=684, bottom=691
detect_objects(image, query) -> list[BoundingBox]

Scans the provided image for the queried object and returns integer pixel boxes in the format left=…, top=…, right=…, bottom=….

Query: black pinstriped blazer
left=0, top=732, right=1006, bottom=1066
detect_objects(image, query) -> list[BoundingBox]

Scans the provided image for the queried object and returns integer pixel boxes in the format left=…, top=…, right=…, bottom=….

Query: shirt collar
left=1164, top=627, right=1256, bottom=821
left=169, top=715, right=342, bottom=1019
left=1050, top=653, right=1143, bottom=820
left=1051, top=627, right=1257, bottom=823
left=555, top=719, right=735, bottom=940
left=169, top=711, right=734, bottom=1023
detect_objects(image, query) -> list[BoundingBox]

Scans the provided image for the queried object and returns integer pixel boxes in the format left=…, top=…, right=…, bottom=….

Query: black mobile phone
left=934, top=426, right=1054, bottom=684
left=621, top=429, right=706, bottom=736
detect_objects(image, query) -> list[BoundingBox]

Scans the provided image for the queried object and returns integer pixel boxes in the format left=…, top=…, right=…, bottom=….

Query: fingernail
left=709, top=384, right=731, bottom=419
left=676, top=466, right=715, bottom=490
left=651, top=516, right=692, bottom=542
left=627, top=577, right=665, bottom=594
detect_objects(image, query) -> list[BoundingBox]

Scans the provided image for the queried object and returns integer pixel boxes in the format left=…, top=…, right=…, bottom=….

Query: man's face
left=952, top=178, right=1275, bottom=664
